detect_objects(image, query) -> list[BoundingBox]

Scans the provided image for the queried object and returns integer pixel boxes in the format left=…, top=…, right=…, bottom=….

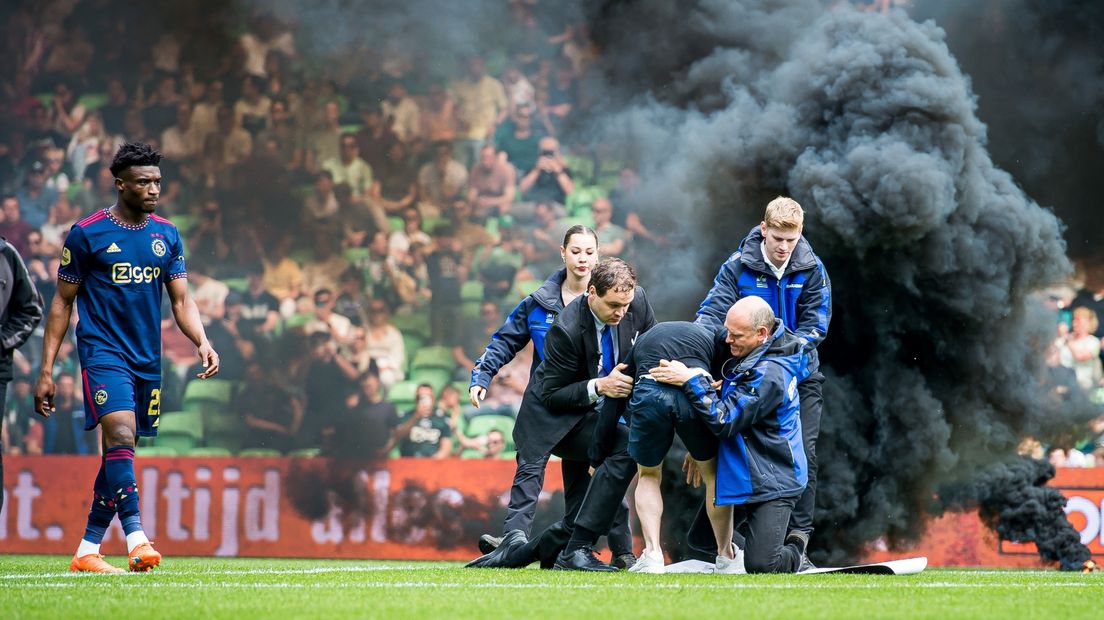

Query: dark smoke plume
left=582, top=1, right=1098, bottom=565
left=939, top=457, right=1091, bottom=570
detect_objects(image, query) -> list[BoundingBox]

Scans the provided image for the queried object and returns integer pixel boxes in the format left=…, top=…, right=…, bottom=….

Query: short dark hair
left=109, top=142, right=162, bottom=177
left=590, top=258, right=636, bottom=297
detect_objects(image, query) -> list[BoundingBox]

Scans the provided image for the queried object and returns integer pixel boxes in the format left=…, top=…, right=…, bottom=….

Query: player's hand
left=596, top=363, right=632, bottom=398
left=33, top=373, right=56, bottom=419
left=196, top=343, right=220, bottom=379
left=469, top=386, right=486, bottom=408
left=649, top=359, right=693, bottom=386
left=682, top=454, right=703, bottom=488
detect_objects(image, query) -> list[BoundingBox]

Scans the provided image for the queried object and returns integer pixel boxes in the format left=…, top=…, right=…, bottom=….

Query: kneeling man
left=650, top=297, right=809, bottom=574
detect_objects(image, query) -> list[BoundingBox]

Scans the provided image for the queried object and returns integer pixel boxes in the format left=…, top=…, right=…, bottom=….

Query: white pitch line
left=4, top=580, right=1101, bottom=591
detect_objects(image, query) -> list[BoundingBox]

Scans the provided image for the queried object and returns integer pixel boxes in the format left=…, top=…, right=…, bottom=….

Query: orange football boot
left=128, top=542, right=162, bottom=572
left=70, top=553, right=125, bottom=573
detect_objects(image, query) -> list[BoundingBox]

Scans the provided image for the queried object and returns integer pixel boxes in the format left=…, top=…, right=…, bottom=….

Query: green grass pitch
left=1, top=555, right=1101, bottom=619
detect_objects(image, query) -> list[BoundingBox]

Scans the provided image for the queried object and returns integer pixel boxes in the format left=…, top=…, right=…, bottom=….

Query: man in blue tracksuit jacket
left=653, top=296, right=809, bottom=573
left=695, top=196, right=830, bottom=564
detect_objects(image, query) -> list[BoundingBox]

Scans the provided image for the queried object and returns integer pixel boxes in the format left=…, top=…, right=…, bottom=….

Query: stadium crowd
left=0, top=0, right=1100, bottom=468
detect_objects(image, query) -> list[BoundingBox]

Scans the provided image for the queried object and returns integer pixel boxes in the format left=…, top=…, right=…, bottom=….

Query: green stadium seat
left=78, top=92, right=109, bottom=111
left=463, top=414, right=516, bottom=451
left=239, top=448, right=282, bottom=457
left=138, top=445, right=179, bottom=457
left=513, top=279, right=543, bottom=299
left=223, top=278, right=248, bottom=293
left=288, top=448, right=321, bottom=458
left=154, top=432, right=198, bottom=453
left=387, top=379, right=421, bottom=412
left=157, top=410, right=204, bottom=440
left=172, top=213, right=197, bottom=234
left=186, top=447, right=233, bottom=457
left=410, top=346, right=455, bottom=370
left=460, top=448, right=485, bottom=459
left=203, top=432, right=243, bottom=453
left=410, top=367, right=452, bottom=394
left=461, top=280, right=484, bottom=302
left=283, top=313, right=313, bottom=330
left=461, top=300, right=482, bottom=321
left=402, top=332, right=425, bottom=364
left=391, top=311, right=430, bottom=340
left=344, top=247, right=370, bottom=264
left=182, top=379, right=235, bottom=409
left=388, top=216, right=403, bottom=232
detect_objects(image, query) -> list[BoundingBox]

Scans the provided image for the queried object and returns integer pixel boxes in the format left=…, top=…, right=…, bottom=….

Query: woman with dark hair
left=467, top=225, right=604, bottom=549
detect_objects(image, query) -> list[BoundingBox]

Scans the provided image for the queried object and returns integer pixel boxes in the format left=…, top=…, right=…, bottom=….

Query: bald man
left=650, top=297, right=810, bottom=574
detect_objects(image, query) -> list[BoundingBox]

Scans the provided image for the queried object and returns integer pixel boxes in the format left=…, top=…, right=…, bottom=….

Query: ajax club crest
left=151, top=239, right=167, bottom=257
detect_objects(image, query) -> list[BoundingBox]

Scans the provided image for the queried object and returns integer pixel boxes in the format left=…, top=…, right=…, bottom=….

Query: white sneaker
left=714, top=544, right=746, bottom=574
left=628, top=549, right=666, bottom=574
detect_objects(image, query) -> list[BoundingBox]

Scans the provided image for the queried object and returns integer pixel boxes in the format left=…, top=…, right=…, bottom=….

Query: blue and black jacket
left=683, top=320, right=809, bottom=505
left=470, top=269, right=566, bottom=391
left=695, top=226, right=831, bottom=370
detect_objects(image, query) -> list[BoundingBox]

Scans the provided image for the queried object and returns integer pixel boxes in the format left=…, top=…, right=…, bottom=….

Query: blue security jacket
left=470, top=269, right=566, bottom=391
left=683, top=320, right=809, bottom=505
left=695, top=226, right=831, bottom=370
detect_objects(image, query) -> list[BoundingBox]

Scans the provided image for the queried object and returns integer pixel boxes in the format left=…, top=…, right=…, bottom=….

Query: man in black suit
left=468, top=258, right=656, bottom=571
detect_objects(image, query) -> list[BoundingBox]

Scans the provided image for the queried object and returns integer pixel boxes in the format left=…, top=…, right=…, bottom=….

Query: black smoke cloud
left=582, top=1, right=1098, bottom=564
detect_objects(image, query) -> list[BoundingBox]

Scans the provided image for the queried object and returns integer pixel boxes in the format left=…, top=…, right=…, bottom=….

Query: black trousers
left=504, top=421, right=635, bottom=568
left=790, top=372, right=824, bottom=535
left=0, top=381, right=9, bottom=514
left=736, top=495, right=802, bottom=574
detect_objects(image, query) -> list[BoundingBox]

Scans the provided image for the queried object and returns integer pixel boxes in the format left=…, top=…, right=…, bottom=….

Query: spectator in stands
left=590, top=197, right=629, bottom=258
left=144, top=74, right=183, bottom=135
left=502, top=64, right=536, bottom=116
left=468, top=144, right=517, bottom=222
left=42, top=148, right=70, bottom=195
left=339, top=367, right=398, bottom=459
left=392, top=383, right=453, bottom=459
left=238, top=262, right=281, bottom=342
left=190, top=79, right=224, bottom=149
left=188, top=259, right=230, bottom=320
left=15, top=161, right=58, bottom=229
left=450, top=55, right=509, bottom=166
left=304, top=169, right=339, bottom=224
left=336, top=182, right=388, bottom=244
left=72, top=164, right=116, bottom=214
left=258, top=231, right=303, bottom=312
left=448, top=199, right=496, bottom=263
left=395, top=240, right=432, bottom=311
left=518, top=136, right=573, bottom=206
left=300, top=229, right=351, bottom=296
left=215, top=106, right=253, bottom=167
left=544, top=60, right=578, bottom=135
left=382, top=83, right=421, bottom=145
left=234, top=75, right=272, bottom=137
left=256, top=97, right=304, bottom=173
left=0, top=196, right=34, bottom=257
left=390, top=206, right=432, bottom=259
left=308, top=100, right=343, bottom=170
left=304, top=331, right=360, bottom=449
left=334, top=267, right=370, bottom=327
left=427, top=225, right=466, bottom=345
left=39, top=195, right=77, bottom=253
left=238, top=361, right=303, bottom=453
left=494, top=104, right=543, bottom=176
left=160, top=102, right=202, bottom=166
left=356, top=103, right=398, bottom=174
left=364, top=298, right=406, bottom=388
left=324, top=133, right=374, bottom=198
left=1064, top=307, right=1103, bottom=391
left=306, top=287, right=354, bottom=346
left=421, top=84, right=457, bottom=144
left=189, top=197, right=232, bottom=269
left=478, top=225, right=527, bottom=300
left=371, top=141, right=418, bottom=214
left=520, top=201, right=568, bottom=279
left=418, top=141, right=468, bottom=218
left=99, top=78, right=130, bottom=136
left=41, top=373, right=94, bottom=455
left=454, top=427, right=509, bottom=459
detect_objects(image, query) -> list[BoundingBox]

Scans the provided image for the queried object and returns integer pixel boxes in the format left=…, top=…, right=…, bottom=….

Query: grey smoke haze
left=231, top=0, right=1098, bottom=563
left=582, top=0, right=1096, bottom=563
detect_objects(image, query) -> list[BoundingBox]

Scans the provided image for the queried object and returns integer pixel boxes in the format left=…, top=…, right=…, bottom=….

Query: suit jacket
left=513, top=286, right=656, bottom=461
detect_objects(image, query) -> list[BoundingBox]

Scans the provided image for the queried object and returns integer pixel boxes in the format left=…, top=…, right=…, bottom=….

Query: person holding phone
left=518, top=136, right=574, bottom=206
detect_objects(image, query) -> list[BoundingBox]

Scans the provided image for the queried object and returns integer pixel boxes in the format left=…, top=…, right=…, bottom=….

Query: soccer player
left=34, top=142, right=220, bottom=573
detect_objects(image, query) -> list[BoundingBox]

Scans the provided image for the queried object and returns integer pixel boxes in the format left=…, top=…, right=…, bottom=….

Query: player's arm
left=34, top=279, right=79, bottom=417
left=470, top=298, right=533, bottom=406
left=166, top=278, right=220, bottom=379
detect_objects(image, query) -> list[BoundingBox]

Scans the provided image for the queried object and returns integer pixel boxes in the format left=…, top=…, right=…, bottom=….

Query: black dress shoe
left=478, top=534, right=502, bottom=555
left=466, top=530, right=527, bottom=568
left=611, top=553, right=637, bottom=571
left=553, top=547, right=618, bottom=572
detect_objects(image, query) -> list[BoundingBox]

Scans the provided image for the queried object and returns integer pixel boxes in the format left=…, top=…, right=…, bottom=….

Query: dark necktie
left=601, top=324, right=615, bottom=375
